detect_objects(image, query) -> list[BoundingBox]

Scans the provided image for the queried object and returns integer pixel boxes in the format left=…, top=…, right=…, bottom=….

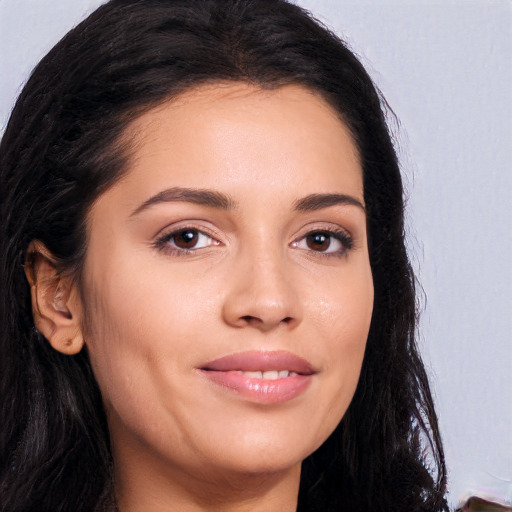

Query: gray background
left=1, top=0, right=511, bottom=507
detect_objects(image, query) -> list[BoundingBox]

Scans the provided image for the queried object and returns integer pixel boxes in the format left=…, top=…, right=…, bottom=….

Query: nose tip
left=222, top=260, right=301, bottom=332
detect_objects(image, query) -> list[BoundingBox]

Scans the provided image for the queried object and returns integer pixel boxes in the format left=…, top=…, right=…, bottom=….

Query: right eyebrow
left=130, top=187, right=237, bottom=217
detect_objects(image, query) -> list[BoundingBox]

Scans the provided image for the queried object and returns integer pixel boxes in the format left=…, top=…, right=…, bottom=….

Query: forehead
left=90, top=82, right=364, bottom=226
left=119, top=82, right=362, bottom=190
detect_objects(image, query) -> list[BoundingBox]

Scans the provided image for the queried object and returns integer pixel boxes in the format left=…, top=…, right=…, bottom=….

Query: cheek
left=80, top=256, right=217, bottom=405
left=309, top=261, right=373, bottom=347
left=80, top=278, right=183, bottom=449
left=307, top=263, right=373, bottom=417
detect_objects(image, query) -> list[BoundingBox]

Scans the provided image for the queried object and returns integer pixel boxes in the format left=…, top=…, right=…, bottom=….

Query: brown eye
left=306, top=232, right=331, bottom=251
left=292, top=229, right=352, bottom=257
left=173, top=229, right=199, bottom=249
left=156, top=227, right=219, bottom=253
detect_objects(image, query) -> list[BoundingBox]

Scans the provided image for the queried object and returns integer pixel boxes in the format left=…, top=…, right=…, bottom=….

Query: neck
left=115, top=465, right=301, bottom=512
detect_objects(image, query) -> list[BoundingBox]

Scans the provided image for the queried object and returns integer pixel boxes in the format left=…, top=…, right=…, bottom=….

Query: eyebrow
left=293, top=193, right=365, bottom=212
left=130, top=187, right=237, bottom=217
left=130, top=188, right=365, bottom=217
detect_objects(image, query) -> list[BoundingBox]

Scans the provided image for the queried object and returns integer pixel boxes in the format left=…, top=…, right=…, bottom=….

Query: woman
left=0, top=1, right=448, bottom=511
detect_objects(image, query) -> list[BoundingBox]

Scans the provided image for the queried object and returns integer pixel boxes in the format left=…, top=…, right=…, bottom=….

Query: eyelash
left=154, top=226, right=221, bottom=256
left=154, top=226, right=353, bottom=258
left=292, top=228, right=353, bottom=258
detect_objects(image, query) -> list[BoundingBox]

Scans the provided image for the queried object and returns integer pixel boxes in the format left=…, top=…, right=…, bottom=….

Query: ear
left=25, top=241, right=84, bottom=355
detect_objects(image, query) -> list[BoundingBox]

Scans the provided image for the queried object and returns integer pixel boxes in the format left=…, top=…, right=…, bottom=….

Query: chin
left=194, top=427, right=323, bottom=479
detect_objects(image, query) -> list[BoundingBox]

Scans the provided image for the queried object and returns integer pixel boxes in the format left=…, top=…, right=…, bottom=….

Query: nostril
left=239, top=315, right=293, bottom=326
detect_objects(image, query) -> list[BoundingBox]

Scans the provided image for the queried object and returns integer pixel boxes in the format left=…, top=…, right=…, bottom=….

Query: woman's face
left=79, top=83, right=373, bottom=484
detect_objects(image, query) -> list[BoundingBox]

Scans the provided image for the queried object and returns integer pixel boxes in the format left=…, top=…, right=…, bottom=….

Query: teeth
left=232, top=370, right=297, bottom=379
left=245, top=371, right=263, bottom=379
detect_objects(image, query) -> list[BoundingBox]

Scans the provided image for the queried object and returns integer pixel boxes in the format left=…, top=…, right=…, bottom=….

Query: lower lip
left=200, top=370, right=312, bottom=404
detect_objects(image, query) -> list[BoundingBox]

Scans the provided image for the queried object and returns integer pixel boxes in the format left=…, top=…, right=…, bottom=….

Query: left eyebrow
left=130, top=187, right=237, bottom=217
left=293, top=193, right=365, bottom=212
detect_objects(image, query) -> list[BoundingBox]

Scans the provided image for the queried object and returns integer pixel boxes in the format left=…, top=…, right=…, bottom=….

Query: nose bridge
left=251, top=245, right=291, bottom=301
left=222, top=232, right=301, bottom=330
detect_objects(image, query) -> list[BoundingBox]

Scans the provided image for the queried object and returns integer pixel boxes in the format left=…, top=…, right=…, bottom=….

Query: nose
left=222, top=248, right=302, bottom=332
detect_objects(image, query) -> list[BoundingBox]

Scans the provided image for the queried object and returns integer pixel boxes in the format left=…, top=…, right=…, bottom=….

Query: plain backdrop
left=1, top=0, right=511, bottom=507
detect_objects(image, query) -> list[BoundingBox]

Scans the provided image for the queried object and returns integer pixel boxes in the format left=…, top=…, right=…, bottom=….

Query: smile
left=199, top=351, right=316, bottom=404
left=231, top=370, right=298, bottom=379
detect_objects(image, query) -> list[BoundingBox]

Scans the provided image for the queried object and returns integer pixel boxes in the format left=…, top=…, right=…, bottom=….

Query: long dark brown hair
left=0, top=1, right=448, bottom=511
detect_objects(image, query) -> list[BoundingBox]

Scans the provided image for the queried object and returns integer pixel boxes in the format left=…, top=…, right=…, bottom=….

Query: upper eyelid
left=294, top=229, right=353, bottom=245
left=155, top=222, right=222, bottom=242
left=293, top=223, right=353, bottom=240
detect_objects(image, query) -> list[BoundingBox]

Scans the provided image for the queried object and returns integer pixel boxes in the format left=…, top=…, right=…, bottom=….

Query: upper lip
left=200, top=350, right=316, bottom=375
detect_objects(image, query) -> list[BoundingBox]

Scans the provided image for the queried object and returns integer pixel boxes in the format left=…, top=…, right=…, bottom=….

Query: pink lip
left=199, top=351, right=316, bottom=404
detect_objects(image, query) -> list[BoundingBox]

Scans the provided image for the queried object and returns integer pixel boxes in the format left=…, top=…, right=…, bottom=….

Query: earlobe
left=25, top=241, right=85, bottom=355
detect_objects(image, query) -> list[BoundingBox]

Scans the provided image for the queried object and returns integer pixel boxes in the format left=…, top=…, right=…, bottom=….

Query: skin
left=30, top=83, right=374, bottom=511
